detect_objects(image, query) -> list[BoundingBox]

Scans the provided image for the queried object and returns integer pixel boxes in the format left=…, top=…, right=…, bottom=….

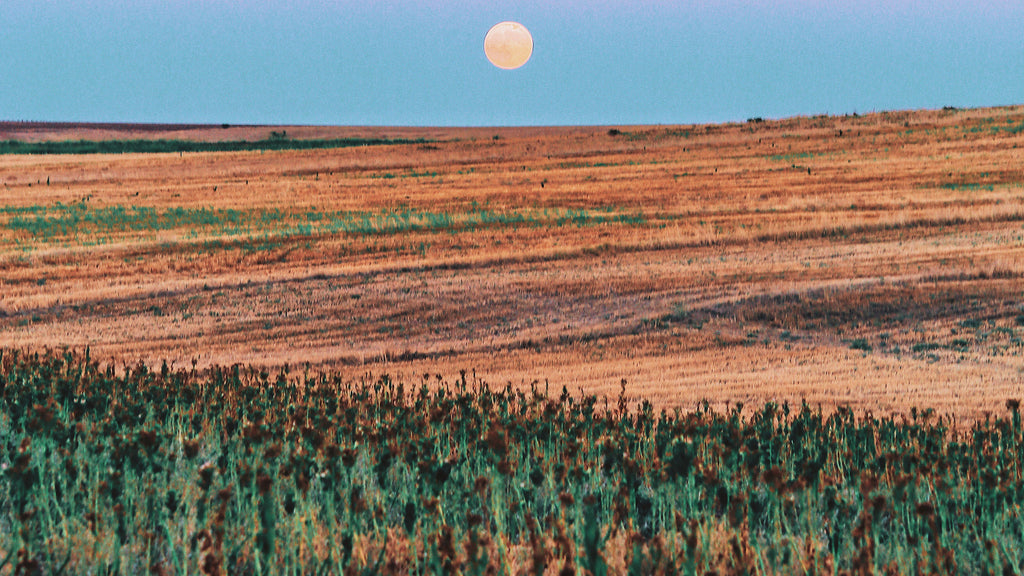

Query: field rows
left=1, top=107, right=1023, bottom=421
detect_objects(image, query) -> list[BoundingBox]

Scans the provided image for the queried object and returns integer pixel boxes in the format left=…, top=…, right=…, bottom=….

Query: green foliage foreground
left=1, top=349, right=1023, bottom=574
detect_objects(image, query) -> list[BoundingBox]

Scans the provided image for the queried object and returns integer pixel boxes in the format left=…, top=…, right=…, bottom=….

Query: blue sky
left=1, top=1, right=1020, bottom=126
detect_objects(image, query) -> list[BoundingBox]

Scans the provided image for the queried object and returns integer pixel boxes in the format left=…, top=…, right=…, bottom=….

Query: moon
left=484, top=21, right=533, bottom=70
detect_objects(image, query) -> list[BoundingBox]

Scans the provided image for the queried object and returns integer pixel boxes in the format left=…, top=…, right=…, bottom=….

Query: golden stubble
left=1, top=107, right=1023, bottom=423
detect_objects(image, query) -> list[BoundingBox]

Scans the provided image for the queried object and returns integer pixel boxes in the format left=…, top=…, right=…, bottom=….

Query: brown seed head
left=138, top=430, right=158, bottom=451
left=860, top=471, right=879, bottom=495
left=256, top=473, right=273, bottom=495
left=496, top=458, right=514, bottom=476
left=474, top=475, right=491, bottom=495
left=341, top=448, right=357, bottom=468
left=764, top=466, right=786, bottom=492
left=422, top=497, right=440, bottom=515
left=263, top=443, right=283, bottom=460
left=485, top=427, right=508, bottom=456
left=915, top=501, right=935, bottom=518
left=198, top=463, right=216, bottom=490
left=184, top=440, right=201, bottom=459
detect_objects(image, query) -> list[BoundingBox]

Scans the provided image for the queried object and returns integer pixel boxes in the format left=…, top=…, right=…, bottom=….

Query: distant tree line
left=0, top=137, right=429, bottom=155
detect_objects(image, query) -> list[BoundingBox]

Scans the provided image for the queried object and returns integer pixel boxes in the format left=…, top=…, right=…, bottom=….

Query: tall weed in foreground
left=1, top=348, right=1023, bottom=574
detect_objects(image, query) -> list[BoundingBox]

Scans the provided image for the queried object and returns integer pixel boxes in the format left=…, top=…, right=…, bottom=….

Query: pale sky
left=1, top=1, right=1021, bottom=126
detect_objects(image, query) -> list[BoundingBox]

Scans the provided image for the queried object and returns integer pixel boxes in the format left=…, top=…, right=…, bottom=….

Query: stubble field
left=2, top=107, right=1023, bottom=422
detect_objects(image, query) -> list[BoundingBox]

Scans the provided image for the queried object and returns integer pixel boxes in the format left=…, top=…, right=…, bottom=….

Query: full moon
left=484, top=21, right=533, bottom=70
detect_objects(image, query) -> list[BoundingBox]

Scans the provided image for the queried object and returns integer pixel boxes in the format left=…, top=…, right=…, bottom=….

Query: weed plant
left=2, top=349, right=1023, bottom=574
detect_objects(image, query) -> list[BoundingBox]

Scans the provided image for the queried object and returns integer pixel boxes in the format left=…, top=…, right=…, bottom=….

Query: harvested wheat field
left=1, top=107, right=1023, bottom=421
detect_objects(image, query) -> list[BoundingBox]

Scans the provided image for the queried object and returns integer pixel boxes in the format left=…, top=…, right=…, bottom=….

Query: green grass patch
left=912, top=341, right=943, bottom=353
left=848, top=338, right=872, bottom=352
left=940, top=182, right=996, bottom=192
left=984, top=118, right=1024, bottom=135
left=2, top=203, right=648, bottom=245
left=767, top=151, right=823, bottom=162
left=4, top=203, right=248, bottom=240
